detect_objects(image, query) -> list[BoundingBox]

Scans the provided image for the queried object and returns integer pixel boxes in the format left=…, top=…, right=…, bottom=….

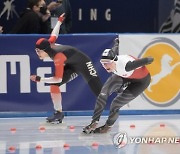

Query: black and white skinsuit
left=91, top=52, right=152, bottom=126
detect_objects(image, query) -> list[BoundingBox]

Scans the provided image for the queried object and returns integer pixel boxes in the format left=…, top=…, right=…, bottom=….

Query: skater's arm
left=48, top=13, right=65, bottom=44
left=125, top=57, right=154, bottom=71
left=40, top=53, right=67, bottom=83
left=111, top=38, right=119, bottom=55
left=31, top=53, right=67, bottom=83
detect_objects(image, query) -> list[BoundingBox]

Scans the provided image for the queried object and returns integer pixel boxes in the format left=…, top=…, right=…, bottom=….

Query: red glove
left=58, top=13, right=65, bottom=23
left=30, top=75, right=41, bottom=82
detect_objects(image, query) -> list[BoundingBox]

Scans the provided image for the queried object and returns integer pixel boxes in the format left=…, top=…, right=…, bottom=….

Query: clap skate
left=82, top=121, right=98, bottom=134
left=46, top=111, right=64, bottom=124
left=93, top=124, right=112, bottom=134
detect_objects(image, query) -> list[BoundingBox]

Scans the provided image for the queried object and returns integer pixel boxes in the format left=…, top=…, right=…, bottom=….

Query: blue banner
left=0, top=34, right=117, bottom=112
left=70, top=0, right=159, bottom=33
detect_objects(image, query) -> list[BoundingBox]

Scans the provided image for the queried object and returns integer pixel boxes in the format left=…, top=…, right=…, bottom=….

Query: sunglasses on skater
left=100, top=56, right=117, bottom=65
left=35, top=48, right=48, bottom=53
left=100, top=60, right=113, bottom=66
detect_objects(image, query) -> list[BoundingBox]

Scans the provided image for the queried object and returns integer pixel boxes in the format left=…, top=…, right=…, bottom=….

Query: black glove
left=146, top=56, right=154, bottom=64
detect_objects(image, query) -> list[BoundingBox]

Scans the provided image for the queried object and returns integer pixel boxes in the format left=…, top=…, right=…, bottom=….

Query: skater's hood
left=35, top=38, right=56, bottom=58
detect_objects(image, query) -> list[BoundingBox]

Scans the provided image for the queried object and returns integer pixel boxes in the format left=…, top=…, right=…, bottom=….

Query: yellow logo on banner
left=140, top=38, right=180, bottom=106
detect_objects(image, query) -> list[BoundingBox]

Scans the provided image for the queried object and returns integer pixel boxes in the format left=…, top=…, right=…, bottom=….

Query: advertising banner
left=0, top=34, right=179, bottom=114
left=119, top=34, right=180, bottom=111
left=0, top=34, right=117, bottom=112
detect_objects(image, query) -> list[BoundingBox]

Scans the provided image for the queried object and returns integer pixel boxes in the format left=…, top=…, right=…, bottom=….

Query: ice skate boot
left=93, top=124, right=112, bottom=134
left=46, top=111, right=64, bottom=124
left=82, top=121, right=98, bottom=134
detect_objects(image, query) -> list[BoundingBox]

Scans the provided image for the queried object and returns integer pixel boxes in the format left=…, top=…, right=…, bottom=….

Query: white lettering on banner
left=78, top=8, right=82, bottom=20
left=86, top=61, right=97, bottom=77
left=0, top=55, right=30, bottom=93
left=105, top=9, right=111, bottom=21
left=90, top=9, right=97, bottom=20
left=0, top=55, right=66, bottom=94
left=78, top=8, right=111, bottom=21
left=37, top=67, right=66, bottom=92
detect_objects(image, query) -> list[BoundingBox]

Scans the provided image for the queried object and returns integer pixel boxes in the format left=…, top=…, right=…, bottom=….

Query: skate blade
left=46, top=120, right=63, bottom=124
left=39, top=121, right=67, bottom=130
left=93, top=129, right=111, bottom=134
left=82, top=129, right=94, bottom=134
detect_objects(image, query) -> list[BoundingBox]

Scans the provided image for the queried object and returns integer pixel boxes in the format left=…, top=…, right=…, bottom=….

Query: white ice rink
left=0, top=114, right=180, bottom=154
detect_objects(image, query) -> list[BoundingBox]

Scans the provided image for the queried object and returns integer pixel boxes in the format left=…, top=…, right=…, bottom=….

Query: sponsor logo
left=0, top=0, right=19, bottom=20
left=0, top=55, right=66, bottom=93
left=0, top=55, right=30, bottom=93
left=139, top=38, right=180, bottom=107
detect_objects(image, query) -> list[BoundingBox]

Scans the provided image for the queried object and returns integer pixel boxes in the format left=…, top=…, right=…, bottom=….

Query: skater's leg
left=93, top=74, right=151, bottom=133
left=83, top=74, right=123, bottom=133
left=75, top=58, right=103, bottom=97
left=47, top=66, right=78, bottom=123
left=46, top=85, right=64, bottom=123
left=106, top=89, right=135, bottom=126
left=92, top=74, right=123, bottom=123
left=87, top=77, right=102, bottom=96
left=50, top=85, right=62, bottom=112
left=93, top=89, right=135, bottom=133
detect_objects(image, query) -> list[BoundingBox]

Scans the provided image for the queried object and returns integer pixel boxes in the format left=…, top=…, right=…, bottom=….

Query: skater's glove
left=30, top=75, right=41, bottom=82
left=146, top=56, right=154, bottom=64
left=58, top=13, right=65, bottom=23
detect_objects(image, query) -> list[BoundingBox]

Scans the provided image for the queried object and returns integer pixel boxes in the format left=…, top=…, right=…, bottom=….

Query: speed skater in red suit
left=30, top=13, right=102, bottom=124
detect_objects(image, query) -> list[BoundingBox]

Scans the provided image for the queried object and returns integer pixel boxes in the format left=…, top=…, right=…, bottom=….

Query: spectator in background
left=46, top=0, right=72, bottom=34
left=10, top=0, right=51, bottom=34
left=159, top=0, right=180, bottom=33
left=47, top=0, right=62, bottom=11
left=0, top=26, right=3, bottom=33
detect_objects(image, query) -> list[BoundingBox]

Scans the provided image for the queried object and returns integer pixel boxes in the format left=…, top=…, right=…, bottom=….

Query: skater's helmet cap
left=100, top=49, right=117, bottom=63
left=35, top=38, right=50, bottom=51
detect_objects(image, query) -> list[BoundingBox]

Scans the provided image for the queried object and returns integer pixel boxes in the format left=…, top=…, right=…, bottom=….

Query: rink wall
left=0, top=34, right=179, bottom=116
